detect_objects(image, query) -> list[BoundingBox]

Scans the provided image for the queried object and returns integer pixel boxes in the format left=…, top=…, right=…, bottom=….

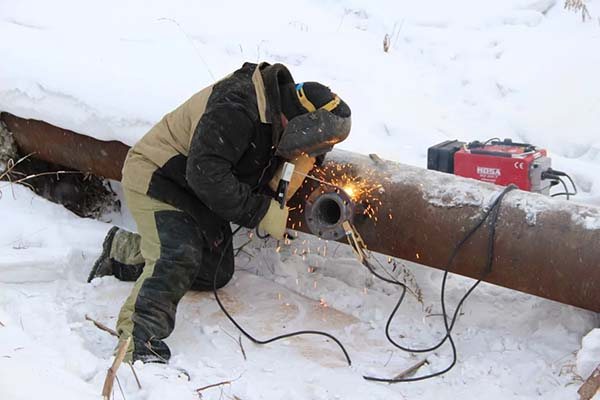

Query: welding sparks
left=311, top=162, right=390, bottom=223
left=342, top=183, right=357, bottom=200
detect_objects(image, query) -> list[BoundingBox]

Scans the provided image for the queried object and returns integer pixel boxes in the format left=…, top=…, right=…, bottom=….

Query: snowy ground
left=1, top=1, right=600, bottom=399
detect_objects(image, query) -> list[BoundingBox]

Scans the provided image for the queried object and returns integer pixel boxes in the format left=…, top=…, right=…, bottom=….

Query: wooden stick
left=86, top=314, right=118, bottom=337
left=102, top=336, right=131, bottom=400
left=578, top=363, right=600, bottom=400
left=196, top=373, right=244, bottom=395
left=392, top=359, right=429, bottom=381
left=86, top=316, right=142, bottom=390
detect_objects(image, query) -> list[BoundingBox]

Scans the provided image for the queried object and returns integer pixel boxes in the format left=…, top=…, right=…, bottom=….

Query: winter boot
left=87, top=226, right=119, bottom=282
left=88, top=227, right=145, bottom=282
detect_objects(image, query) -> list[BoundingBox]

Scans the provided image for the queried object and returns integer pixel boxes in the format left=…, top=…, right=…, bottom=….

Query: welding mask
left=276, top=109, right=352, bottom=159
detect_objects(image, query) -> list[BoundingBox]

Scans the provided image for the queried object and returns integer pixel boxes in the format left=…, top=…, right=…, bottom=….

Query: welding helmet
left=276, top=82, right=351, bottom=159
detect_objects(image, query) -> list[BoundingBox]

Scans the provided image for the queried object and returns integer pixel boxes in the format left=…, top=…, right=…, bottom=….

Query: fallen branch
left=0, top=320, right=4, bottom=327
left=86, top=314, right=118, bottom=337
left=102, top=336, right=131, bottom=400
left=392, top=359, right=429, bottom=381
left=88, top=316, right=142, bottom=391
left=196, top=380, right=232, bottom=393
left=196, top=373, right=244, bottom=397
left=578, top=363, right=600, bottom=400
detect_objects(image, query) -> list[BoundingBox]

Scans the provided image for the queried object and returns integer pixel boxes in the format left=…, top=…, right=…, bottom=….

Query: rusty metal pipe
left=2, top=112, right=599, bottom=312
left=290, top=151, right=600, bottom=312
left=1, top=112, right=129, bottom=180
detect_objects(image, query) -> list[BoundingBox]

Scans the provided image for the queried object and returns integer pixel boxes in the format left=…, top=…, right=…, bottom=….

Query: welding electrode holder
left=304, top=185, right=358, bottom=240
left=275, top=162, right=295, bottom=209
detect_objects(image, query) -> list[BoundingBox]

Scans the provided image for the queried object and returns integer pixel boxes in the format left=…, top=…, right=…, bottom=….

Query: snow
left=1, top=1, right=599, bottom=399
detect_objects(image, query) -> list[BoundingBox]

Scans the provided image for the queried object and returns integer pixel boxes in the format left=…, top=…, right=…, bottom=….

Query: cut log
left=579, top=363, right=600, bottom=400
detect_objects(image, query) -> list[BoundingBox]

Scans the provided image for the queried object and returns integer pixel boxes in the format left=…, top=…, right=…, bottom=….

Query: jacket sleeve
left=186, top=105, right=271, bottom=228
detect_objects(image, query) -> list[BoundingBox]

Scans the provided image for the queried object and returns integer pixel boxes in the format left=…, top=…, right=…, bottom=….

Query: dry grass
left=0, top=155, right=27, bottom=199
left=383, top=34, right=391, bottom=52
left=565, top=0, right=592, bottom=22
left=0, top=153, right=79, bottom=199
left=382, top=20, right=404, bottom=53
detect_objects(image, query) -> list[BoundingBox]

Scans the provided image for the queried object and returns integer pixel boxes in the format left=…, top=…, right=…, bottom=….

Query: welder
left=87, top=62, right=351, bottom=363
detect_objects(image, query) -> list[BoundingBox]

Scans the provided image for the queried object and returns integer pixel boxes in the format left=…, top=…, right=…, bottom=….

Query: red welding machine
left=428, top=138, right=576, bottom=197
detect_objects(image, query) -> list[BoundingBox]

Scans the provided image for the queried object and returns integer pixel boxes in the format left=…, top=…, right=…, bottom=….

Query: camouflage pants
left=114, top=188, right=234, bottom=363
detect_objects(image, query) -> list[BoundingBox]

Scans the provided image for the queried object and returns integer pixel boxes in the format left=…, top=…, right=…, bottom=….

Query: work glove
left=268, top=154, right=316, bottom=202
left=258, top=199, right=289, bottom=240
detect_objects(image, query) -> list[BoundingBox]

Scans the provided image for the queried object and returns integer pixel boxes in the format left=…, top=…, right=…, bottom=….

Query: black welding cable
left=213, top=226, right=353, bottom=366
left=354, top=258, right=462, bottom=382
left=551, top=176, right=577, bottom=199
left=363, top=185, right=516, bottom=383
left=553, top=177, right=570, bottom=199
left=214, top=184, right=514, bottom=382
left=362, top=186, right=511, bottom=382
left=254, top=228, right=270, bottom=240
left=547, top=168, right=578, bottom=192
left=563, top=173, right=578, bottom=196
left=482, top=137, right=501, bottom=146
left=385, top=185, right=511, bottom=353
left=544, top=168, right=577, bottom=199
left=364, top=185, right=515, bottom=381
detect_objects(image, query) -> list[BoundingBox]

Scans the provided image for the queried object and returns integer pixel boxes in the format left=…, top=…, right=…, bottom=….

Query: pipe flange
left=304, top=186, right=355, bottom=240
